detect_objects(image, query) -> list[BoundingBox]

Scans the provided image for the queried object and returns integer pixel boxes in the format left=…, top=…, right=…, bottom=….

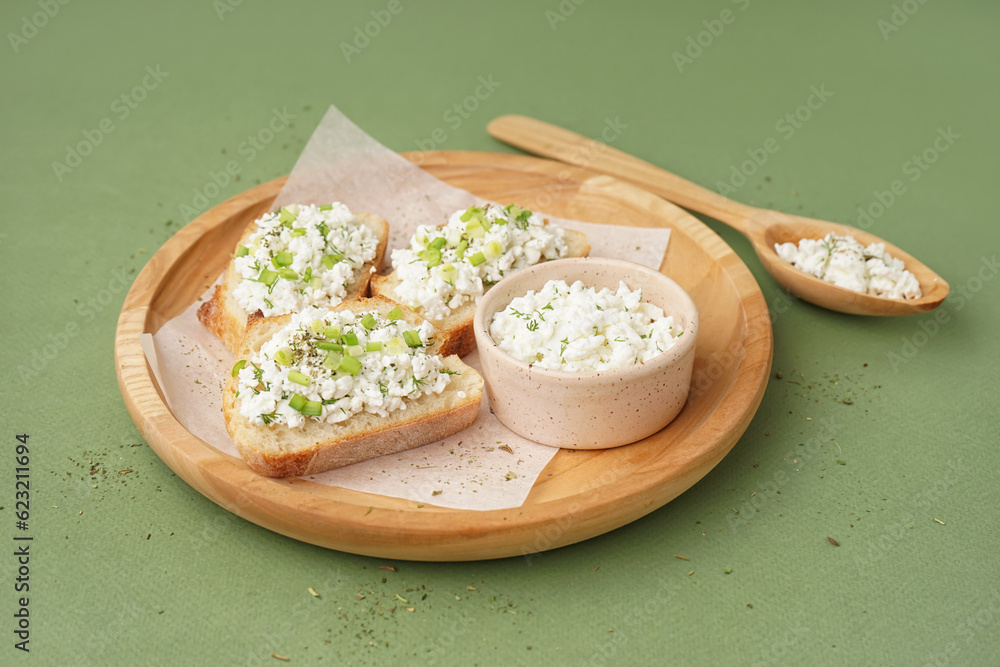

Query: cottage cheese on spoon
left=775, top=233, right=921, bottom=299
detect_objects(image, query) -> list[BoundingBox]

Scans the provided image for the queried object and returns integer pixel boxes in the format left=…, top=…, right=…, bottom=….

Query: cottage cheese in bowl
left=473, top=258, right=699, bottom=449
left=488, top=279, right=685, bottom=372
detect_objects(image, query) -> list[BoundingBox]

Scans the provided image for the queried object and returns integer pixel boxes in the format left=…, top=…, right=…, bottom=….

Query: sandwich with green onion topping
left=371, top=203, right=589, bottom=357
left=223, top=296, right=482, bottom=477
left=198, top=202, right=389, bottom=353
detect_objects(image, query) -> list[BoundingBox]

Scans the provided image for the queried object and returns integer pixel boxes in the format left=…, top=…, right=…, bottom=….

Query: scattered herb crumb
left=308, top=587, right=320, bottom=598
left=933, top=518, right=946, bottom=525
left=674, top=554, right=689, bottom=561
left=827, top=536, right=840, bottom=547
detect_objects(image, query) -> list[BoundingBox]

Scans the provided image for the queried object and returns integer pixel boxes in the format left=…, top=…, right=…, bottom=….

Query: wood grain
left=114, top=151, right=772, bottom=561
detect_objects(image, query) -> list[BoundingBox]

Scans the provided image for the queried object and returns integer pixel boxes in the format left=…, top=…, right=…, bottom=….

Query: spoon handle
left=487, top=115, right=766, bottom=237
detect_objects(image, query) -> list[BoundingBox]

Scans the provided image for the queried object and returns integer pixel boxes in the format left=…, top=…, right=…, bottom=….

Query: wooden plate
left=114, top=151, right=772, bottom=561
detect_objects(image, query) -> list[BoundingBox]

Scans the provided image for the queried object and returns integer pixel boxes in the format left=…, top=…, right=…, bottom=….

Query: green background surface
left=2, top=0, right=998, bottom=665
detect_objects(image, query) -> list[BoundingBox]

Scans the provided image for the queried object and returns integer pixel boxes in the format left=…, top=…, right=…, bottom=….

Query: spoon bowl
left=487, top=115, right=949, bottom=316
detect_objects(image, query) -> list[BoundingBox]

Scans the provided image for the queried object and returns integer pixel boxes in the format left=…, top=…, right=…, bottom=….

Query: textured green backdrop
left=2, top=0, right=998, bottom=665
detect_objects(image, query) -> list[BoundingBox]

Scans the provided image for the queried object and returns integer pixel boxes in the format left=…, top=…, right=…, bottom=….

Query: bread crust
left=198, top=211, right=389, bottom=354
left=223, top=297, right=483, bottom=478
left=371, top=227, right=590, bottom=357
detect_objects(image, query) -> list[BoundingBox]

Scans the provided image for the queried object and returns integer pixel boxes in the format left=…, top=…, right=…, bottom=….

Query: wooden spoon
left=487, top=115, right=949, bottom=316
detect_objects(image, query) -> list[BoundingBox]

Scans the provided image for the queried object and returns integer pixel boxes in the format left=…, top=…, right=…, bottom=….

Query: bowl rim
left=472, top=256, right=700, bottom=380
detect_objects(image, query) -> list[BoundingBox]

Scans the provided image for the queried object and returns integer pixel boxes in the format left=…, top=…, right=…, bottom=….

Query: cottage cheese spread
left=489, top=279, right=684, bottom=372
left=390, top=204, right=569, bottom=320
left=232, top=203, right=379, bottom=318
left=234, top=306, right=451, bottom=428
left=775, top=233, right=921, bottom=299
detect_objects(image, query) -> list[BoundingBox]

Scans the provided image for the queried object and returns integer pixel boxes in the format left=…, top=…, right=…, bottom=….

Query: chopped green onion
left=316, top=341, right=342, bottom=351
left=387, top=306, right=403, bottom=321
left=287, top=370, right=311, bottom=386
left=257, top=268, right=279, bottom=286
left=231, top=359, right=247, bottom=377
left=460, top=206, right=482, bottom=222
left=321, top=253, right=342, bottom=269
left=484, top=240, right=504, bottom=259
left=322, top=351, right=343, bottom=369
left=288, top=393, right=307, bottom=411
left=272, top=251, right=293, bottom=267
left=274, top=347, right=294, bottom=366
left=429, top=236, right=447, bottom=250
left=300, top=400, right=322, bottom=417
left=278, top=268, right=299, bottom=280
left=309, top=277, right=323, bottom=290
left=455, top=239, right=468, bottom=259
left=418, top=247, right=442, bottom=267
left=290, top=227, right=307, bottom=237
left=346, top=344, right=365, bottom=358
left=439, top=263, right=457, bottom=283
left=342, top=332, right=359, bottom=346
left=235, top=245, right=249, bottom=257
left=319, top=204, right=334, bottom=211
left=385, top=336, right=407, bottom=355
left=324, top=325, right=341, bottom=339
left=465, top=219, right=485, bottom=239
left=360, top=313, right=377, bottom=330
left=310, top=319, right=324, bottom=334
left=339, top=354, right=362, bottom=375
left=480, top=217, right=493, bottom=231
left=317, top=222, right=329, bottom=237
left=402, top=330, right=423, bottom=348
left=302, top=266, right=312, bottom=283
left=278, top=208, right=297, bottom=226
left=468, top=251, right=486, bottom=267
left=366, top=341, right=383, bottom=352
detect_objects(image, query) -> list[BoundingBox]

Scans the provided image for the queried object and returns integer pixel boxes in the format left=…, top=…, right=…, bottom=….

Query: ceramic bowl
left=473, top=257, right=699, bottom=449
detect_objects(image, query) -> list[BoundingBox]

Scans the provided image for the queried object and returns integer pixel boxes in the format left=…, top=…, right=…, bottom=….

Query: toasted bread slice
left=198, top=211, right=389, bottom=354
left=223, top=297, right=483, bottom=478
left=371, top=227, right=589, bottom=357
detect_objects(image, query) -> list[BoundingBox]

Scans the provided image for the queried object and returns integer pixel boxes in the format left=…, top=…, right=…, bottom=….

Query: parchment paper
left=143, top=105, right=671, bottom=511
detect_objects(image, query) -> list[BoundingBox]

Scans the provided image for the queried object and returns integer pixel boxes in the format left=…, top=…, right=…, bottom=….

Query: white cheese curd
left=775, top=233, right=922, bottom=299
left=234, top=306, right=452, bottom=428
left=232, top=203, right=379, bottom=317
left=489, top=279, right=685, bottom=372
left=390, top=203, right=569, bottom=320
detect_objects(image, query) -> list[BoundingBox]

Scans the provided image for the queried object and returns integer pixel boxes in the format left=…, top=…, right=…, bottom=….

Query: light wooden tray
left=115, top=151, right=772, bottom=561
